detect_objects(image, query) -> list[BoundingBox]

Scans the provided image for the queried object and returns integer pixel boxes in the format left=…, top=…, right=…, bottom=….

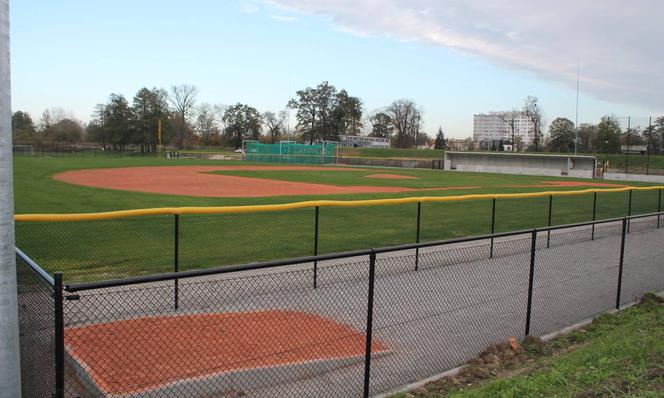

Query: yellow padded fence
left=14, top=186, right=664, bottom=222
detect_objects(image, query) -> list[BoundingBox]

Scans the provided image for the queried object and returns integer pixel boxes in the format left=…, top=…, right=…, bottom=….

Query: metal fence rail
left=16, top=212, right=664, bottom=398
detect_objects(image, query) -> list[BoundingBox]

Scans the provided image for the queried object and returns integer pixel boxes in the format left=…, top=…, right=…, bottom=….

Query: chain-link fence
left=16, top=211, right=664, bottom=397
left=603, top=116, right=664, bottom=176
left=14, top=188, right=664, bottom=285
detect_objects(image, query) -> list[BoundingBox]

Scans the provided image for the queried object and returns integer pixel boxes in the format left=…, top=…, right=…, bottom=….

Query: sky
left=9, top=0, right=664, bottom=138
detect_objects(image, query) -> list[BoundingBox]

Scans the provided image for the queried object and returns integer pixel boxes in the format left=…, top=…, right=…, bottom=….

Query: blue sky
left=10, top=0, right=663, bottom=138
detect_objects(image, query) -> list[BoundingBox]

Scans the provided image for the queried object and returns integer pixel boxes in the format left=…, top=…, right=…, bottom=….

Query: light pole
left=0, top=0, right=22, bottom=395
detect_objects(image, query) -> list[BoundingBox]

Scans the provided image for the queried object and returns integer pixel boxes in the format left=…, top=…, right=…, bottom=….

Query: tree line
left=544, top=116, right=664, bottom=154
left=11, top=81, right=440, bottom=150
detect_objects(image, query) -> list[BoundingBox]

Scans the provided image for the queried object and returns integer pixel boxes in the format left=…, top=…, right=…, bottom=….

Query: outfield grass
left=12, top=156, right=663, bottom=282
left=405, top=294, right=664, bottom=397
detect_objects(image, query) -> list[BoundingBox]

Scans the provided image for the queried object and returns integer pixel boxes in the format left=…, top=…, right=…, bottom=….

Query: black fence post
left=363, top=251, right=377, bottom=398
left=546, top=195, right=553, bottom=248
left=591, top=191, right=597, bottom=240
left=525, top=230, right=537, bottom=336
left=415, top=202, right=421, bottom=271
left=54, top=272, right=65, bottom=398
left=174, top=214, right=180, bottom=310
left=627, top=189, right=632, bottom=233
left=616, top=218, right=627, bottom=309
left=313, top=206, right=320, bottom=288
left=490, top=198, right=496, bottom=258
left=658, top=189, right=662, bottom=229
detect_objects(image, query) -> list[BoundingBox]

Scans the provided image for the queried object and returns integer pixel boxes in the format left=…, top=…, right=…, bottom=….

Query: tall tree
left=132, top=87, right=169, bottom=151
left=523, top=96, right=543, bottom=151
left=97, top=94, right=132, bottom=149
left=548, top=117, right=575, bottom=152
left=434, top=126, right=446, bottom=150
left=368, top=112, right=393, bottom=138
left=594, top=117, right=622, bottom=153
left=288, top=81, right=362, bottom=143
left=47, top=118, right=84, bottom=143
left=386, top=99, right=422, bottom=148
left=11, top=111, right=36, bottom=141
left=578, top=124, right=598, bottom=152
left=331, top=89, right=363, bottom=137
left=652, top=116, right=664, bottom=154
left=288, top=81, right=337, bottom=143
left=262, top=110, right=287, bottom=144
left=622, top=127, right=644, bottom=146
left=169, top=84, right=198, bottom=148
left=222, top=103, right=262, bottom=148
left=194, top=103, right=220, bottom=146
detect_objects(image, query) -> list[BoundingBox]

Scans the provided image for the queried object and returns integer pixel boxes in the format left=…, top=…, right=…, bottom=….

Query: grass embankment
left=398, top=293, right=664, bottom=397
left=336, top=147, right=664, bottom=173
left=12, top=156, right=661, bottom=282
left=338, top=147, right=444, bottom=159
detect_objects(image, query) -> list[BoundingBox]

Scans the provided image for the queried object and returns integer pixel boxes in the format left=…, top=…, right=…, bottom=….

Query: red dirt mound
left=65, top=310, right=387, bottom=395
left=54, top=166, right=415, bottom=197
left=365, top=173, right=418, bottom=180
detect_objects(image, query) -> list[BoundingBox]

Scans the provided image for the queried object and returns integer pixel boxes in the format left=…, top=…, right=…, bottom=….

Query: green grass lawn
left=12, top=155, right=663, bottom=282
left=402, top=293, right=664, bottom=397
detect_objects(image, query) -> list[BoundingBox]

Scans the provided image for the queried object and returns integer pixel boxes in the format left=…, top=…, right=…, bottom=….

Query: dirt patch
left=65, top=310, right=387, bottom=395
left=365, top=173, right=419, bottom=180
left=54, top=166, right=417, bottom=197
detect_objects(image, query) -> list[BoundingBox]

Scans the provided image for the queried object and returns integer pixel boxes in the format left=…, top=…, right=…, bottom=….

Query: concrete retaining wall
left=604, top=172, right=664, bottom=183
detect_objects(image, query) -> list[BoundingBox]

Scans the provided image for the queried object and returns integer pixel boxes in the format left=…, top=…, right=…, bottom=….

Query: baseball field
left=13, top=155, right=661, bottom=282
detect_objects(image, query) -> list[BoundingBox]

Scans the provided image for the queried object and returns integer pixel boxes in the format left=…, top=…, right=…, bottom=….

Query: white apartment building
left=339, top=135, right=390, bottom=148
left=473, top=112, right=535, bottom=150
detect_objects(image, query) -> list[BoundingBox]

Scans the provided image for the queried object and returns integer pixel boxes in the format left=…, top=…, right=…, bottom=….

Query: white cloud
left=266, top=0, right=664, bottom=110
left=269, top=15, right=298, bottom=22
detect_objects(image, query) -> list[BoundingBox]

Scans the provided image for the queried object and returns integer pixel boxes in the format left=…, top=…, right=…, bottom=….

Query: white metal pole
left=0, top=0, right=22, bottom=396
left=575, top=64, right=579, bottom=154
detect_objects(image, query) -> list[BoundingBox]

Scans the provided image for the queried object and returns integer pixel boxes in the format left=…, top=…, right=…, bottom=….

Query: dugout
left=444, top=151, right=597, bottom=179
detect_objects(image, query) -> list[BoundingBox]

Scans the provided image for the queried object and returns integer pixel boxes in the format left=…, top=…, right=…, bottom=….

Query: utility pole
left=575, top=64, right=579, bottom=154
left=0, top=0, right=22, bottom=396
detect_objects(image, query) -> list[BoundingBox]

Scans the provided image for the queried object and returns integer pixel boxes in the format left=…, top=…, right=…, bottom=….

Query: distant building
left=339, top=135, right=390, bottom=148
left=446, top=138, right=471, bottom=151
left=621, top=145, right=647, bottom=154
left=473, top=111, right=535, bottom=150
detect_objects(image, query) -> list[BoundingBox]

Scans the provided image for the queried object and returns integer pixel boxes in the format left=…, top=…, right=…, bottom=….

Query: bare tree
left=194, top=103, right=220, bottom=145
left=262, top=110, right=287, bottom=143
left=169, top=84, right=198, bottom=147
left=523, top=96, right=543, bottom=151
left=386, top=99, right=423, bottom=148
left=499, top=110, right=519, bottom=152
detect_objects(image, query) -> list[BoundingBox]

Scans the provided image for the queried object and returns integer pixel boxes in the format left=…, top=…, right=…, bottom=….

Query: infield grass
left=12, top=155, right=662, bottom=282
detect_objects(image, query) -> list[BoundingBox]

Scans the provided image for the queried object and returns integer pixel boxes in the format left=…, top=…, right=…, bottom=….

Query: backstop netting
left=244, top=141, right=337, bottom=164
